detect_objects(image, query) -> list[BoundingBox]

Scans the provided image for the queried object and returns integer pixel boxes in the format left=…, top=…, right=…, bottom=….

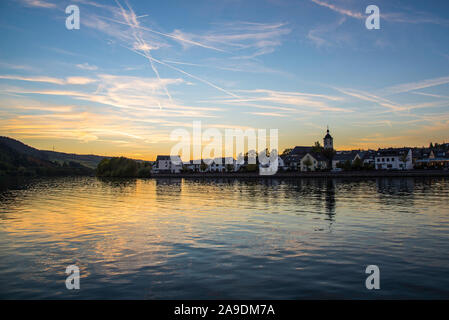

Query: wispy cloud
left=0, top=75, right=97, bottom=85
left=94, top=13, right=224, bottom=52
left=411, top=91, right=449, bottom=99
left=335, top=87, right=405, bottom=111
left=203, top=88, right=350, bottom=116
left=382, top=76, right=449, bottom=95
left=12, top=105, right=74, bottom=113
left=66, top=77, right=97, bottom=85
left=0, top=75, right=64, bottom=85
left=310, top=0, right=449, bottom=26
left=76, top=63, right=98, bottom=71
left=307, top=17, right=348, bottom=47
left=74, top=0, right=287, bottom=100
left=126, top=44, right=239, bottom=98
left=172, top=21, right=290, bottom=58
left=20, top=0, right=56, bottom=8
left=310, top=0, right=363, bottom=19
left=247, top=112, right=287, bottom=117
left=0, top=62, right=37, bottom=71
left=1, top=72, right=220, bottom=119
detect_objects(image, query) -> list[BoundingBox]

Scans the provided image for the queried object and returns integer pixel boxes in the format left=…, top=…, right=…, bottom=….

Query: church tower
left=323, top=126, right=333, bottom=150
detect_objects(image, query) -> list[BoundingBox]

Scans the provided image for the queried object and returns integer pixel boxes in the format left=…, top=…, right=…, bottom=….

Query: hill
left=0, top=136, right=106, bottom=169
left=0, top=137, right=101, bottom=177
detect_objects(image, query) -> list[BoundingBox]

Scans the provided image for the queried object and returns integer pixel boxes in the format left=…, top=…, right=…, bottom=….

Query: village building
left=153, top=127, right=445, bottom=174
left=415, top=150, right=449, bottom=168
left=359, top=150, right=376, bottom=167
left=207, top=157, right=235, bottom=172
left=183, top=160, right=201, bottom=172
left=323, top=127, right=333, bottom=150
left=332, top=151, right=361, bottom=169
left=374, top=149, right=413, bottom=170
left=299, top=152, right=328, bottom=171
left=283, top=128, right=334, bottom=171
left=259, top=156, right=286, bottom=174
left=154, top=155, right=182, bottom=173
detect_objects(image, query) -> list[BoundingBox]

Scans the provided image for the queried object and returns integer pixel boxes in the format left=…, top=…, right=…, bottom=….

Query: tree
left=352, top=158, right=363, bottom=170
left=245, top=150, right=258, bottom=164
left=323, top=148, right=335, bottom=159
left=181, top=164, right=191, bottom=173
left=363, top=162, right=374, bottom=170
left=246, top=164, right=258, bottom=172
left=281, top=148, right=293, bottom=156
left=343, top=160, right=352, bottom=171
left=96, top=157, right=139, bottom=177
left=399, top=153, right=408, bottom=170
left=312, top=141, right=323, bottom=153
left=137, top=166, right=152, bottom=177
left=303, top=157, right=312, bottom=171
left=322, top=148, right=336, bottom=169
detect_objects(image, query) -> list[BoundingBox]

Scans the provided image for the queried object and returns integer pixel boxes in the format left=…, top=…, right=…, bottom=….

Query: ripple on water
left=0, top=176, right=449, bottom=299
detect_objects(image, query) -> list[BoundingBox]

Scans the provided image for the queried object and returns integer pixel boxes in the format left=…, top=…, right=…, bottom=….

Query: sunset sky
left=1, top=0, right=449, bottom=160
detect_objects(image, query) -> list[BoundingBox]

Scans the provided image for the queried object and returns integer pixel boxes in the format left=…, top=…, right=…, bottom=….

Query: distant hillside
left=0, top=136, right=44, bottom=159
left=0, top=137, right=103, bottom=177
left=0, top=136, right=106, bottom=169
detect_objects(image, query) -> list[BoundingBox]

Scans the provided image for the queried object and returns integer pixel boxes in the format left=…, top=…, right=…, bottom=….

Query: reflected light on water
left=0, top=177, right=448, bottom=299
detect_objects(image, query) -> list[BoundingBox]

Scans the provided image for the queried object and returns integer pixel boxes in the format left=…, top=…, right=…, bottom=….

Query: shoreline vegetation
left=96, top=157, right=152, bottom=178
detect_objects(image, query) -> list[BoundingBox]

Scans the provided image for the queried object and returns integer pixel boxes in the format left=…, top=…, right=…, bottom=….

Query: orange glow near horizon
left=5, top=129, right=447, bottom=162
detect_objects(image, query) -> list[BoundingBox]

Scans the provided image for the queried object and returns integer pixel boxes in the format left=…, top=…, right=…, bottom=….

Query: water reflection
left=325, top=179, right=336, bottom=222
left=376, top=177, right=415, bottom=194
left=0, top=176, right=448, bottom=299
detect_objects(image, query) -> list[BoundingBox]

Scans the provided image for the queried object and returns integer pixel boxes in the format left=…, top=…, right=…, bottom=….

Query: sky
left=0, top=0, right=448, bottom=160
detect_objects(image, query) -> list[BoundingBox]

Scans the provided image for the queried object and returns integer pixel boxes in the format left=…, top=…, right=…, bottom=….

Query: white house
left=185, top=157, right=236, bottom=173
left=208, top=157, right=234, bottom=172
left=259, top=156, right=285, bottom=175
left=277, top=156, right=287, bottom=171
left=375, top=149, right=413, bottom=170
left=183, top=161, right=200, bottom=172
left=300, top=152, right=328, bottom=172
left=154, top=155, right=182, bottom=173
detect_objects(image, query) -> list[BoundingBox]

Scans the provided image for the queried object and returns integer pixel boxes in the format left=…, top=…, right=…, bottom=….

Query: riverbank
left=151, top=170, right=449, bottom=179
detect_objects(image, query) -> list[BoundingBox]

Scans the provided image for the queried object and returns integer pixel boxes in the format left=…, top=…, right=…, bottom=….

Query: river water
left=0, top=176, right=448, bottom=299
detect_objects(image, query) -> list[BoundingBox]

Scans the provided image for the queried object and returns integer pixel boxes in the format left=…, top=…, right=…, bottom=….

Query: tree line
left=96, top=157, right=152, bottom=178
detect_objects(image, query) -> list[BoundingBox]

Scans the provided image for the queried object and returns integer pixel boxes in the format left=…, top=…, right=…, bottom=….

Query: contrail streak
left=115, top=0, right=237, bottom=100
left=99, top=16, right=227, bottom=53
left=123, top=45, right=239, bottom=98
left=115, top=0, right=172, bottom=104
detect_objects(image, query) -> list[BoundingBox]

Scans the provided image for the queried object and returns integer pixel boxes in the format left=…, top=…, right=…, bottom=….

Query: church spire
left=324, top=126, right=333, bottom=150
